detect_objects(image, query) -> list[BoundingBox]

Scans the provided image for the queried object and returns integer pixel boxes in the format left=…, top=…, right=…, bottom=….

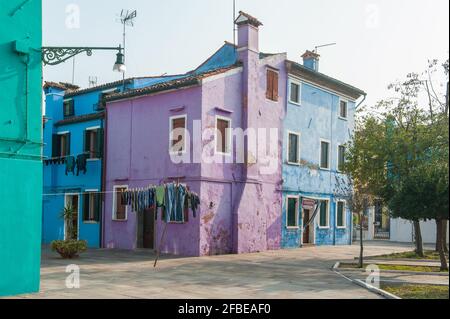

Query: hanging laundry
left=76, top=153, right=88, bottom=176
left=65, top=156, right=76, bottom=175
left=174, top=184, right=187, bottom=222
left=190, top=192, right=200, bottom=218
left=155, top=185, right=165, bottom=208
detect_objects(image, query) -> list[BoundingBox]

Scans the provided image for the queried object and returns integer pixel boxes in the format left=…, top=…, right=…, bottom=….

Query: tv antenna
left=314, top=42, right=337, bottom=54
left=117, top=9, right=137, bottom=84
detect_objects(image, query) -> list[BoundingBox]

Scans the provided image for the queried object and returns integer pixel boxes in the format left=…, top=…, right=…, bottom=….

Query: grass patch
left=375, top=250, right=448, bottom=261
left=339, top=262, right=448, bottom=273
left=381, top=284, right=449, bottom=299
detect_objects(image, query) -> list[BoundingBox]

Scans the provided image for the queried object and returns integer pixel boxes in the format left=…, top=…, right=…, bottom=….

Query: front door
left=303, top=209, right=310, bottom=244
left=65, top=194, right=79, bottom=240
left=143, top=208, right=155, bottom=249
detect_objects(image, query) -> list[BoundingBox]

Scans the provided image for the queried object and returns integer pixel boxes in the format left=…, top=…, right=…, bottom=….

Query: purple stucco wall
left=104, top=18, right=286, bottom=256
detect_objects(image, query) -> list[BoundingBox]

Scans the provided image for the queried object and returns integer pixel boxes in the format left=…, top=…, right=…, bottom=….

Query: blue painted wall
left=281, top=78, right=355, bottom=248
left=43, top=86, right=108, bottom=248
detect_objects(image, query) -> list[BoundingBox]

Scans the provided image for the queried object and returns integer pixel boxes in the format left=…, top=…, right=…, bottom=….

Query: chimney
left=235, top=11, right=262, bottom=52
left=302, top=50, right=320, bottom=72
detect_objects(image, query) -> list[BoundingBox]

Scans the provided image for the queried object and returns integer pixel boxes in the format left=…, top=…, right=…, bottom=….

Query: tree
left=344, top=59, right=449, bottom=266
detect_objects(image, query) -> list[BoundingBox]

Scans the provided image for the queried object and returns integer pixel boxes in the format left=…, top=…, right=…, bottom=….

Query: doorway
left=303, top=209, right=311, bottom=244
left=64, top=194, right=79, bottom=240
left=137, top=207, right=155, bottom=249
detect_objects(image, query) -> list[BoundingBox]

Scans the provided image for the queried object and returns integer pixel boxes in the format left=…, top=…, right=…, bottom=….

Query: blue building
left=281, top=51, right=366, bottom=248
left=42, top=77, right=164, bottom=248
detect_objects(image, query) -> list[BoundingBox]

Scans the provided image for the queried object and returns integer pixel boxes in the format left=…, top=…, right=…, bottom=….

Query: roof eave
left=286, top=60, right=366, bottom=100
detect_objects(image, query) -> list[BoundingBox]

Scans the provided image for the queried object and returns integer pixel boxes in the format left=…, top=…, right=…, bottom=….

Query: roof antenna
left=117, top=9, right=137, bottom=90
left=233, top=0, right=237, bottom=49
left=314, top=42, right=337, bottom=54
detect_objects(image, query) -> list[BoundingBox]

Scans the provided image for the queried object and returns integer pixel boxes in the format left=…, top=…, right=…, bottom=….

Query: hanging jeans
left=164, top=183, right=176, bottom=222
left=175, top=185, right=187, bottom=222
left=65, top=156, right=76, bottom=175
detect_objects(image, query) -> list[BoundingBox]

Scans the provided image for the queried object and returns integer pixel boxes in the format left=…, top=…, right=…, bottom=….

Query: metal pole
left=154, top=221, right=169, bottom=268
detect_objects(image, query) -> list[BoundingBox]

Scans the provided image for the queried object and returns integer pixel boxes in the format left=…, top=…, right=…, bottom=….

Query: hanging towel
left=155, top=186, right=165, bottom=208
left=65, top=156, right=76, bottom=175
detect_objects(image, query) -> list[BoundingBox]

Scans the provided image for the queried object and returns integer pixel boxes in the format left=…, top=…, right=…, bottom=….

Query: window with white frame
left=169, top=115, right=187, bottom=154
left=339, top=100, right=348, bottom=119
left=338, top=145, right=346, bottom=172
left=113, top=186, right=128, bottom=221
left=289, top=81, right=301, bottom=104
left=319, top=200, right=330, bottom=228
left=336, top=201, right=346, bottom=228
left=287, top=132, right=300, bottom=164
left=320, top=140, right=331, bottom=169
left=216, top=116, right=231, bottom=154
left=286, top=197, right=299, bottom=228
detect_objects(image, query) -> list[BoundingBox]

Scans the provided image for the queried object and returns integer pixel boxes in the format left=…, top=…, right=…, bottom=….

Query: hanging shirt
left=65, top=156, right=76, bottom=175
left=155, top=186, right=165, bottom=208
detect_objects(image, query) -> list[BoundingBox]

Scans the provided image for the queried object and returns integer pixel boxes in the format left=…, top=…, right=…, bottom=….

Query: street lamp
left=41, top=45, right=126, bottom=71
left=113, top=49, right=126, bottom=73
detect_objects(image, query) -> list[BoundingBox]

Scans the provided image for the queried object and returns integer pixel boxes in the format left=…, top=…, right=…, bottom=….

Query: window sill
left=87, top=158, right=101, bottom=162
left=286, top=161, right=301, bottom=166
left=289, top=101, right=302, bottom=107
left=215, top=152, right=232, bottom=157
left=286, top=226, right=300, bottom=230
left=112, top=219, right=128, bottom=222
left=265, top=97, right=279, bottom=103
left=319, top=167, right=331, bottom=171
left=338, top=116, right=348, bottom=121
left=83, top=221, right=99, bottom=224
left=336, top=226, right=347, bottom=229
left=318, top=226, right=330, bottom=230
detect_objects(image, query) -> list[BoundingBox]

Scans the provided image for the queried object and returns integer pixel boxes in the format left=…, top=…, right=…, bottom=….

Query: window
left=289, top=82, right=300, bottom=104
left=83, top=191, right=100, bottom=222
left=336, top=201, right=346, bottom=228
left=339, top=100, right=348, bottom=119
left=113, top=186, right=128, bottom=221
left=266, top=69, right=279, bottom=102
left=169, top=115, right=187, bottom=154
left=287, top=132, right=300, bottom=164
left=52, top=132, right=71, bottom=157
left=216, top=116, right=231, bottom=154
left=286, top=197, right=299, bottom=228
left=319, top=200, right=330, bottom=228
left=63, top=99, right=75, bottom=118
left=338, top=145, right=346, bottom=172
left=320, top=140, right=330, bottom=169
left=84, top=128, right=103, bottom=159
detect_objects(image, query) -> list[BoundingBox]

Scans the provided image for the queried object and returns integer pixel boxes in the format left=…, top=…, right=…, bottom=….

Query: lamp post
left=41, top=45, right=126, bottom=72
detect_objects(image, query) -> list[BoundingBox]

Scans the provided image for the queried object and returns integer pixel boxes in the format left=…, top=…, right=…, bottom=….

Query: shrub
left=51, top=240, right=88, bottom=259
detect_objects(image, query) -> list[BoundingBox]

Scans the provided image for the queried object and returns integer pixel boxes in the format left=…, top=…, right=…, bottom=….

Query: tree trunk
left=443, top=220, right=448, bottom=254
left=436, top=219, right=448, bottom=271
left=413, top=220, right=424, bottom=257
left=358, top=213, right=364, bottom=268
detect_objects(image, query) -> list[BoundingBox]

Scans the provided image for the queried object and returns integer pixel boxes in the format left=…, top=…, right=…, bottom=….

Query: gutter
left=356, top=93, right=367, bottom=110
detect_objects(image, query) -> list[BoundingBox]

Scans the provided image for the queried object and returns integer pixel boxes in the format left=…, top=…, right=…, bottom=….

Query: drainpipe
left=355, top=93, right=367, bottom=110
left=101, top=107, right=108, bottom=248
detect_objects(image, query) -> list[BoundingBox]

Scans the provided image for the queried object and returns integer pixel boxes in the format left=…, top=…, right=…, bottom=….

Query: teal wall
left=0, top=0, right=43, bottom=296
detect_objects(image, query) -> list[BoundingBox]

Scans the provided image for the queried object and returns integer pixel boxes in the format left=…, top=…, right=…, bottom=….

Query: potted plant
left=51, top=205, right=88, bottom=259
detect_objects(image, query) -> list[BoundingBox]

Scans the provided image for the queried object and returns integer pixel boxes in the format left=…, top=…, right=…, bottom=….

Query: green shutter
left=52, top=134, right=60, bottom=157
left=65, top=133, right=71, bottom=156
left=287, top=198, right=297, bottom=227
left=94, top=194, right=101, bottom=222
left=320, top=201, right=328, bottom=227
left=83, top=130, right=89, bottom=154
left=83, top=194, right=89, bottom=221
left=337, top=202, right=344, bottom=227
left=96, top=128, right=104, bottom=158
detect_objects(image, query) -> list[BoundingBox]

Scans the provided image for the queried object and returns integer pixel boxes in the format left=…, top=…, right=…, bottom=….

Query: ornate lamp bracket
left=41, top=46, right=122, bottom=66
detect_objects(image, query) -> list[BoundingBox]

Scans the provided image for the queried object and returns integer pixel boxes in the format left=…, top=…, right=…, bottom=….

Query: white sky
left=43, top=0, right=449, bottom=107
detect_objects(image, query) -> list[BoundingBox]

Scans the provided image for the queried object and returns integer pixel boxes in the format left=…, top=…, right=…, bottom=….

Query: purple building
left=103, top=12, right=287, bottom=256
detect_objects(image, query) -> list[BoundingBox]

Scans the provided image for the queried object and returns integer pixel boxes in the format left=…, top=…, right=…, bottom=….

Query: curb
left=353, top=279, right=401, bottom=299
left=338, top=267, right=449, bottom=276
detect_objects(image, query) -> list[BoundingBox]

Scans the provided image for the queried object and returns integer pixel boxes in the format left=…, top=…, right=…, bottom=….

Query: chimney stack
left=302, top=50, right=320, bottom=72
left=235, top=11, right=262, bottom=53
